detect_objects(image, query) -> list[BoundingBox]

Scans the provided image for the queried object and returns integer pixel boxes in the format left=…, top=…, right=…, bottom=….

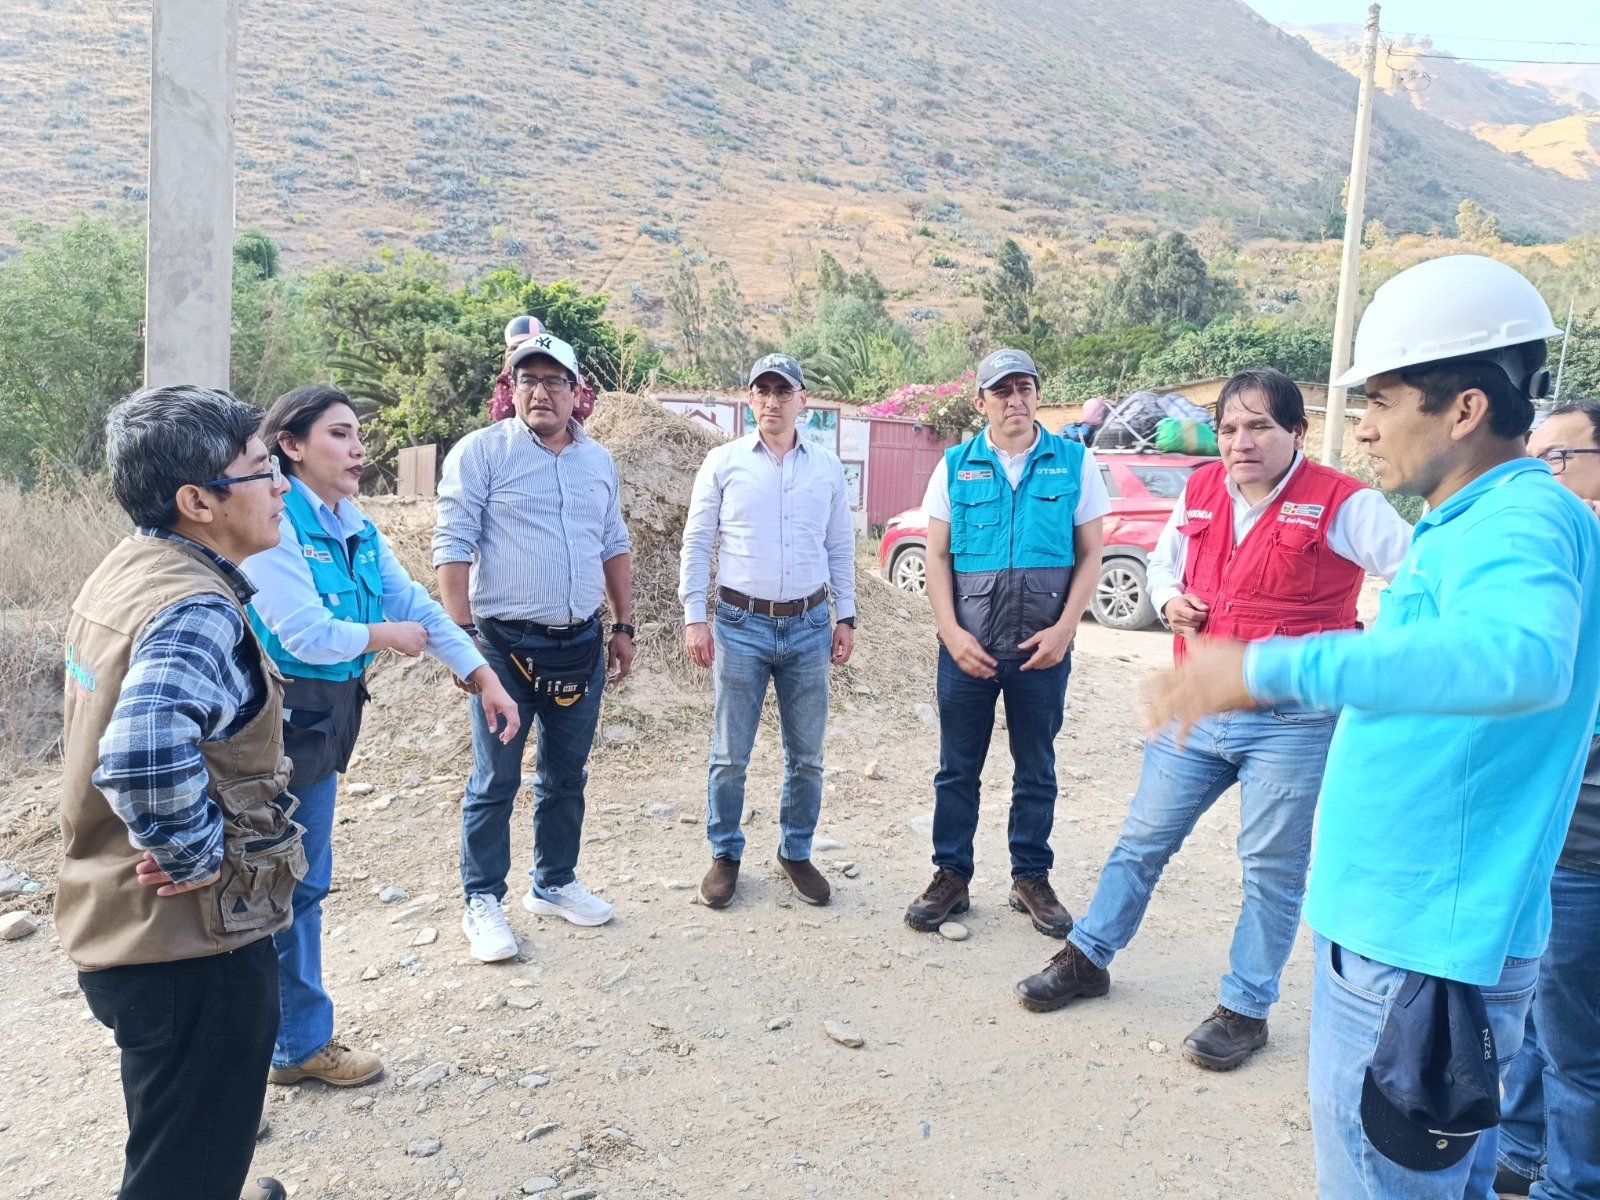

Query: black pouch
left=482, top=622, right=600, bottom=708
left=281, top=674, right=368, bottom=787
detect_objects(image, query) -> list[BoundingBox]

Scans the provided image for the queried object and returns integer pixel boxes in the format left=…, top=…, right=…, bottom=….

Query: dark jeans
left=460, top=619, right=605, bottom=899
left=79, top=935, right=278, bottom=1200
left=931, top=645, right=1071, bottom=880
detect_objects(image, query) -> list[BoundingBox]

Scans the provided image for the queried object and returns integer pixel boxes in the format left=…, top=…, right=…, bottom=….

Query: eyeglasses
left=165, top=458, right=284, bottom=508
left=515, top=375, right=573, bottom=395
left=751, top=386, right=797, bottom=405
left=1537, top=448, right=1600, bottom=476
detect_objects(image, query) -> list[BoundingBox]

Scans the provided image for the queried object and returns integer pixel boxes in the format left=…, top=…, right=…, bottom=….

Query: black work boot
left=1008, top=874, right=1075, bottom=937
left=904, top=868, right=969, bottom=932
left=1181, top=1005, right=1269, bottom=1070
left=1014, top=941, right=1111, bottom=1012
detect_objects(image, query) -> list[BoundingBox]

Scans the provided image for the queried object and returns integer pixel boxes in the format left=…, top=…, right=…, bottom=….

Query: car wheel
left=1092, top=558, right=1156, bottom=631
left=890, top=545, right=927, bottom=595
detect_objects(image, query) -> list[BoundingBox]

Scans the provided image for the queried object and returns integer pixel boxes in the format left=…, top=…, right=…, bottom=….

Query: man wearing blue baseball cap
left=1146, top=256, right=1600, bottom=1198
left=904, top=348, right=1107, bottom=938
left=679, top=353, right=856, bottom=910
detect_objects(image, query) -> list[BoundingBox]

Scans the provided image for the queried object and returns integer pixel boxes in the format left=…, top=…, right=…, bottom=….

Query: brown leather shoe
left=268, top=1040, right=384, bottom=1087
left=1180, top=1005, right=1269, bottom=1071
left=904, top=867, right=969, bottom=932
left=1014, top=941, right=1111, bottom=1012
left=777, top=855, right=831, bottom=906
left=698, top=856, right=739, bottom=909
left=1009, top=874, right=1075, bottom=938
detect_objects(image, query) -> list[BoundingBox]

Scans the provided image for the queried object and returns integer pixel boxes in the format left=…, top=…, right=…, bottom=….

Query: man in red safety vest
left=1013, top=367, right=1413, bottom=1070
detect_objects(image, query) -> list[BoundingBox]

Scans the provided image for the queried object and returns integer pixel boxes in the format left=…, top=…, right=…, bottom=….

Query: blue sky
left=1241, top=0, right=1600, bottom=68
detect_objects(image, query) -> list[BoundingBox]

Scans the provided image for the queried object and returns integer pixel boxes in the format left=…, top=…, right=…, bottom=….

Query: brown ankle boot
left=1180, top=1005, right=1269, bottom=1071
left=1009, top=874, right=1075, bottom=938
left=777, top=855, right=831, bottom=905
left=698, top=856, right=739, bottom=909
left=904, top=867, right=969, bottom=931
left=1014, top=941, right=1111, bottom=1012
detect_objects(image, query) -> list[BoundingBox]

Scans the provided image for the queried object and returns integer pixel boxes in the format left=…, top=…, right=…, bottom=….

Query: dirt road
left=0, top=612, right=1320, bottom=1199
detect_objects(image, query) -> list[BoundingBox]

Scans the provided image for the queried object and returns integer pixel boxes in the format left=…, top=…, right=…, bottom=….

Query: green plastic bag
left=1154, top=417, right=1218, bottom=456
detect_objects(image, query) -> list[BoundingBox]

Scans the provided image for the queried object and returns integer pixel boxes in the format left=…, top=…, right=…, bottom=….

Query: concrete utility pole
left=1322, top=3, right=1380, bottom=468
left=144, top=0, right=238, bottom=388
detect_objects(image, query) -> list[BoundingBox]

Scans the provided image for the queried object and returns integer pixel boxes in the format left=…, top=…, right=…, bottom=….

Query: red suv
left=877, top=451, right=1212, bottom=630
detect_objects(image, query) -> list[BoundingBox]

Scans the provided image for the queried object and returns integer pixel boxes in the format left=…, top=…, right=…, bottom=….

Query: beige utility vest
left=58, top=533, right=306, bottom=972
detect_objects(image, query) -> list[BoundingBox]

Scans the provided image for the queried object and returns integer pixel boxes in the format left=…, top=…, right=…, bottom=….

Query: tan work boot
left=269, top=1040, right=384, bottom=1087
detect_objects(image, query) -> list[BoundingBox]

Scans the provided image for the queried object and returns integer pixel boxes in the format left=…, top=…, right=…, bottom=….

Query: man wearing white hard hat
left=1145, top=256, right=1600, bottom=1198
left=434, top=332, right=635, bottom=963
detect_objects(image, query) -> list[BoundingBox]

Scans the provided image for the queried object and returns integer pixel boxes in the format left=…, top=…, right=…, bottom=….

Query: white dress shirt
left=919, top=428, right=1112, bottom=525
left=1147, top=453, right=1413, bottom=620
left=679, top=433, right=857, bottom=624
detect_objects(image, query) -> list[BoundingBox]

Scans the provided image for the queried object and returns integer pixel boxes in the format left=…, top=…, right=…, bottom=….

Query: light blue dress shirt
left=432, top=418, right=630, bottom=625
left=243, top=476, right=486, bottom=681
left=678, top=433, right=857, bottom=625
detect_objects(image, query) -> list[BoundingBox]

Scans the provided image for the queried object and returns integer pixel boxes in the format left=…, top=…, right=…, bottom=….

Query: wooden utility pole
left=1322, top=3, right=1380, bottom=468
left=144, top=0, right=238, bottom=388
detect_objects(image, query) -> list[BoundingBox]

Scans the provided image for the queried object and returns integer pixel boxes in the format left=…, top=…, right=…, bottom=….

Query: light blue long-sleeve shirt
left=432, top=418, right=630, bottom=625
left=1245, top=457, right=1600, bottom=985
left=243, top=477, right=486, bottom=682
left=678, top=433, right=857, bottom=625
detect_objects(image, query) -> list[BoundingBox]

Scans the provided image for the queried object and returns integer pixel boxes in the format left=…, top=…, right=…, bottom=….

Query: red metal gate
left=866, top=419, right=955, bottom=526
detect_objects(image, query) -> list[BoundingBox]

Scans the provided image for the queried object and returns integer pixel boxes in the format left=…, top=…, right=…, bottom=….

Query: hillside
left=1, top=0, right=1595, bottom=324
left=1294, top=26, right=1600, bottom=184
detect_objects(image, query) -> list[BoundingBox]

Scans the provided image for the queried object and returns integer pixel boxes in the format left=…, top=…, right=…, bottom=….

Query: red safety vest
left=1174, top=459, right=1367, bottom=662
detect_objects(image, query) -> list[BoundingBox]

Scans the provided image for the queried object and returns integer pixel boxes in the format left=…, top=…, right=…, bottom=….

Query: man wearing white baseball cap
left=1145, top=256, right=1600, bottom=1198
left=434, top=332, right=635, bottom=962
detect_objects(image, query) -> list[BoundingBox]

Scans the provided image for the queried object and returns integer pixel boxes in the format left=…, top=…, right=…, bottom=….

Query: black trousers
left=79, top=934, right=278, bottom=1200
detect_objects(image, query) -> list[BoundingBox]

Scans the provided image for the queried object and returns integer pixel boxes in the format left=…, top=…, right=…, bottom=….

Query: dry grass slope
left=1, top=0, right=1593, bottom=326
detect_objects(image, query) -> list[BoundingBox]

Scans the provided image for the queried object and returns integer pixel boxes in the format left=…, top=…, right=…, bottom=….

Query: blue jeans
left=1068, top=706, right=1334, bottom=1018
left=931, top=645, right=1070, bottom=880
left=460, top=622, right=605, bottom=899
left=1497, top=865, right=1600, bottom=1200
left=1310, top=934, right=1539, bottom=1200
left=272, top=769, right=337, bottom=1067
left=707, top=599, right=832, bottom=861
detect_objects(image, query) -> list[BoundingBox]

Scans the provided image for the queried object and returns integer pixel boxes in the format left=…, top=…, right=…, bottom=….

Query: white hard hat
left=1336, top=255, right=1561, bottom=390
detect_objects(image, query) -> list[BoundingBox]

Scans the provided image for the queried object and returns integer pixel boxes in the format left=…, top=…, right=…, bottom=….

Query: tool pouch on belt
left=480, top=620, right=600, bottom=707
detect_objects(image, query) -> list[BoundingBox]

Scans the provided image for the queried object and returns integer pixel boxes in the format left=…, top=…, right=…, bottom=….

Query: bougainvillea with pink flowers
left=861, top=371, right=980, bottom=438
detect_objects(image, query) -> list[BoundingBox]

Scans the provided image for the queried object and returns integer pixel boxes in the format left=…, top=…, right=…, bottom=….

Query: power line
left=1404, top=53, right=1600, bottom=66
left=1383, top=33, right=1600, bottom=50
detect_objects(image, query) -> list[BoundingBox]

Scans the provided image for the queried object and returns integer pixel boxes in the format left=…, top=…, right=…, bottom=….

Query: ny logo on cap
left=535, top=336, right=554, bottom=349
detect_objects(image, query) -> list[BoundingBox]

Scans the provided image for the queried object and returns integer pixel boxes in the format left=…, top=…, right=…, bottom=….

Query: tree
left=233, top=228, right=280, bottom=280
left=1100, top=231, right=1233, bottom=328
left=0, top=217, right=146, bottom=482
left=981, top=239, right=1051, bottom=347
left=664, top=260, right=706, bottom=371
left=1138, top=317, right=1333, bottom=387
left=1455, top=199, right=1499, bottom=243
left=702, top=262, right=752, bottom=388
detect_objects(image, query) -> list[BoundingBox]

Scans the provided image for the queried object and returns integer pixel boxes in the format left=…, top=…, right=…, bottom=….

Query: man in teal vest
left=905, top=348, right=1108, bottom=936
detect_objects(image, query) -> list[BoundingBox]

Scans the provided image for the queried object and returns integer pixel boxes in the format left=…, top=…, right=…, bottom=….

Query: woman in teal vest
left=244, top=385, right=519, bottom=1089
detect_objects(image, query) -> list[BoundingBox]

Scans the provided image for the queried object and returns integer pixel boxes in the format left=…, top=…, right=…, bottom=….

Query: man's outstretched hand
left=1143, top=638, right=1254, bottom=743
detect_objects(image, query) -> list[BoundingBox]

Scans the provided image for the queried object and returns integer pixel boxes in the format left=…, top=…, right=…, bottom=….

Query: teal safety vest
left=945, top=425, right=1084, bottom=658
left=248, top=484, right=383, bottom=682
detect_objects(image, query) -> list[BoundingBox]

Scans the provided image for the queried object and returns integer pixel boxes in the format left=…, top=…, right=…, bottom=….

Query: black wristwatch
left=458, top=622, right=478, bottom=637
left=836, top=617, right=855, bottom=628
left=611, top=622, right=636, bottom=637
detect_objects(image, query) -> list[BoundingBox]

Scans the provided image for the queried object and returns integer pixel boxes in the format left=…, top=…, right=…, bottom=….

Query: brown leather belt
left=718, top=585, right=828, bottom=618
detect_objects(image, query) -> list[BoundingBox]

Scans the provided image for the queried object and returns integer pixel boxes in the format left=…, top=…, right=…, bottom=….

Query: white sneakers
left=523, top=878, right=615, bottom=927
left=462, top=893, right=518, bottom=962
left=462, top=880, right=615, bottom=962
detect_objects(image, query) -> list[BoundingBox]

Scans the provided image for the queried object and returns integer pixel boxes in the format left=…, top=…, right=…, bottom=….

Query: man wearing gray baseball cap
left=679, top=352, right=857, bottom=910
left=905, top=348, right=1108, bottom=937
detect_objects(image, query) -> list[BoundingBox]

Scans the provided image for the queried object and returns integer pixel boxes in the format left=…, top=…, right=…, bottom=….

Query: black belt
left=718, top=585, right=828, bottom=618
left=490, top=612, right=599, bottom=639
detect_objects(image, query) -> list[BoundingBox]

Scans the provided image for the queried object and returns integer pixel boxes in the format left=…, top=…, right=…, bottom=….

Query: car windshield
left=1128, top=465, right=1196, bottom=499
